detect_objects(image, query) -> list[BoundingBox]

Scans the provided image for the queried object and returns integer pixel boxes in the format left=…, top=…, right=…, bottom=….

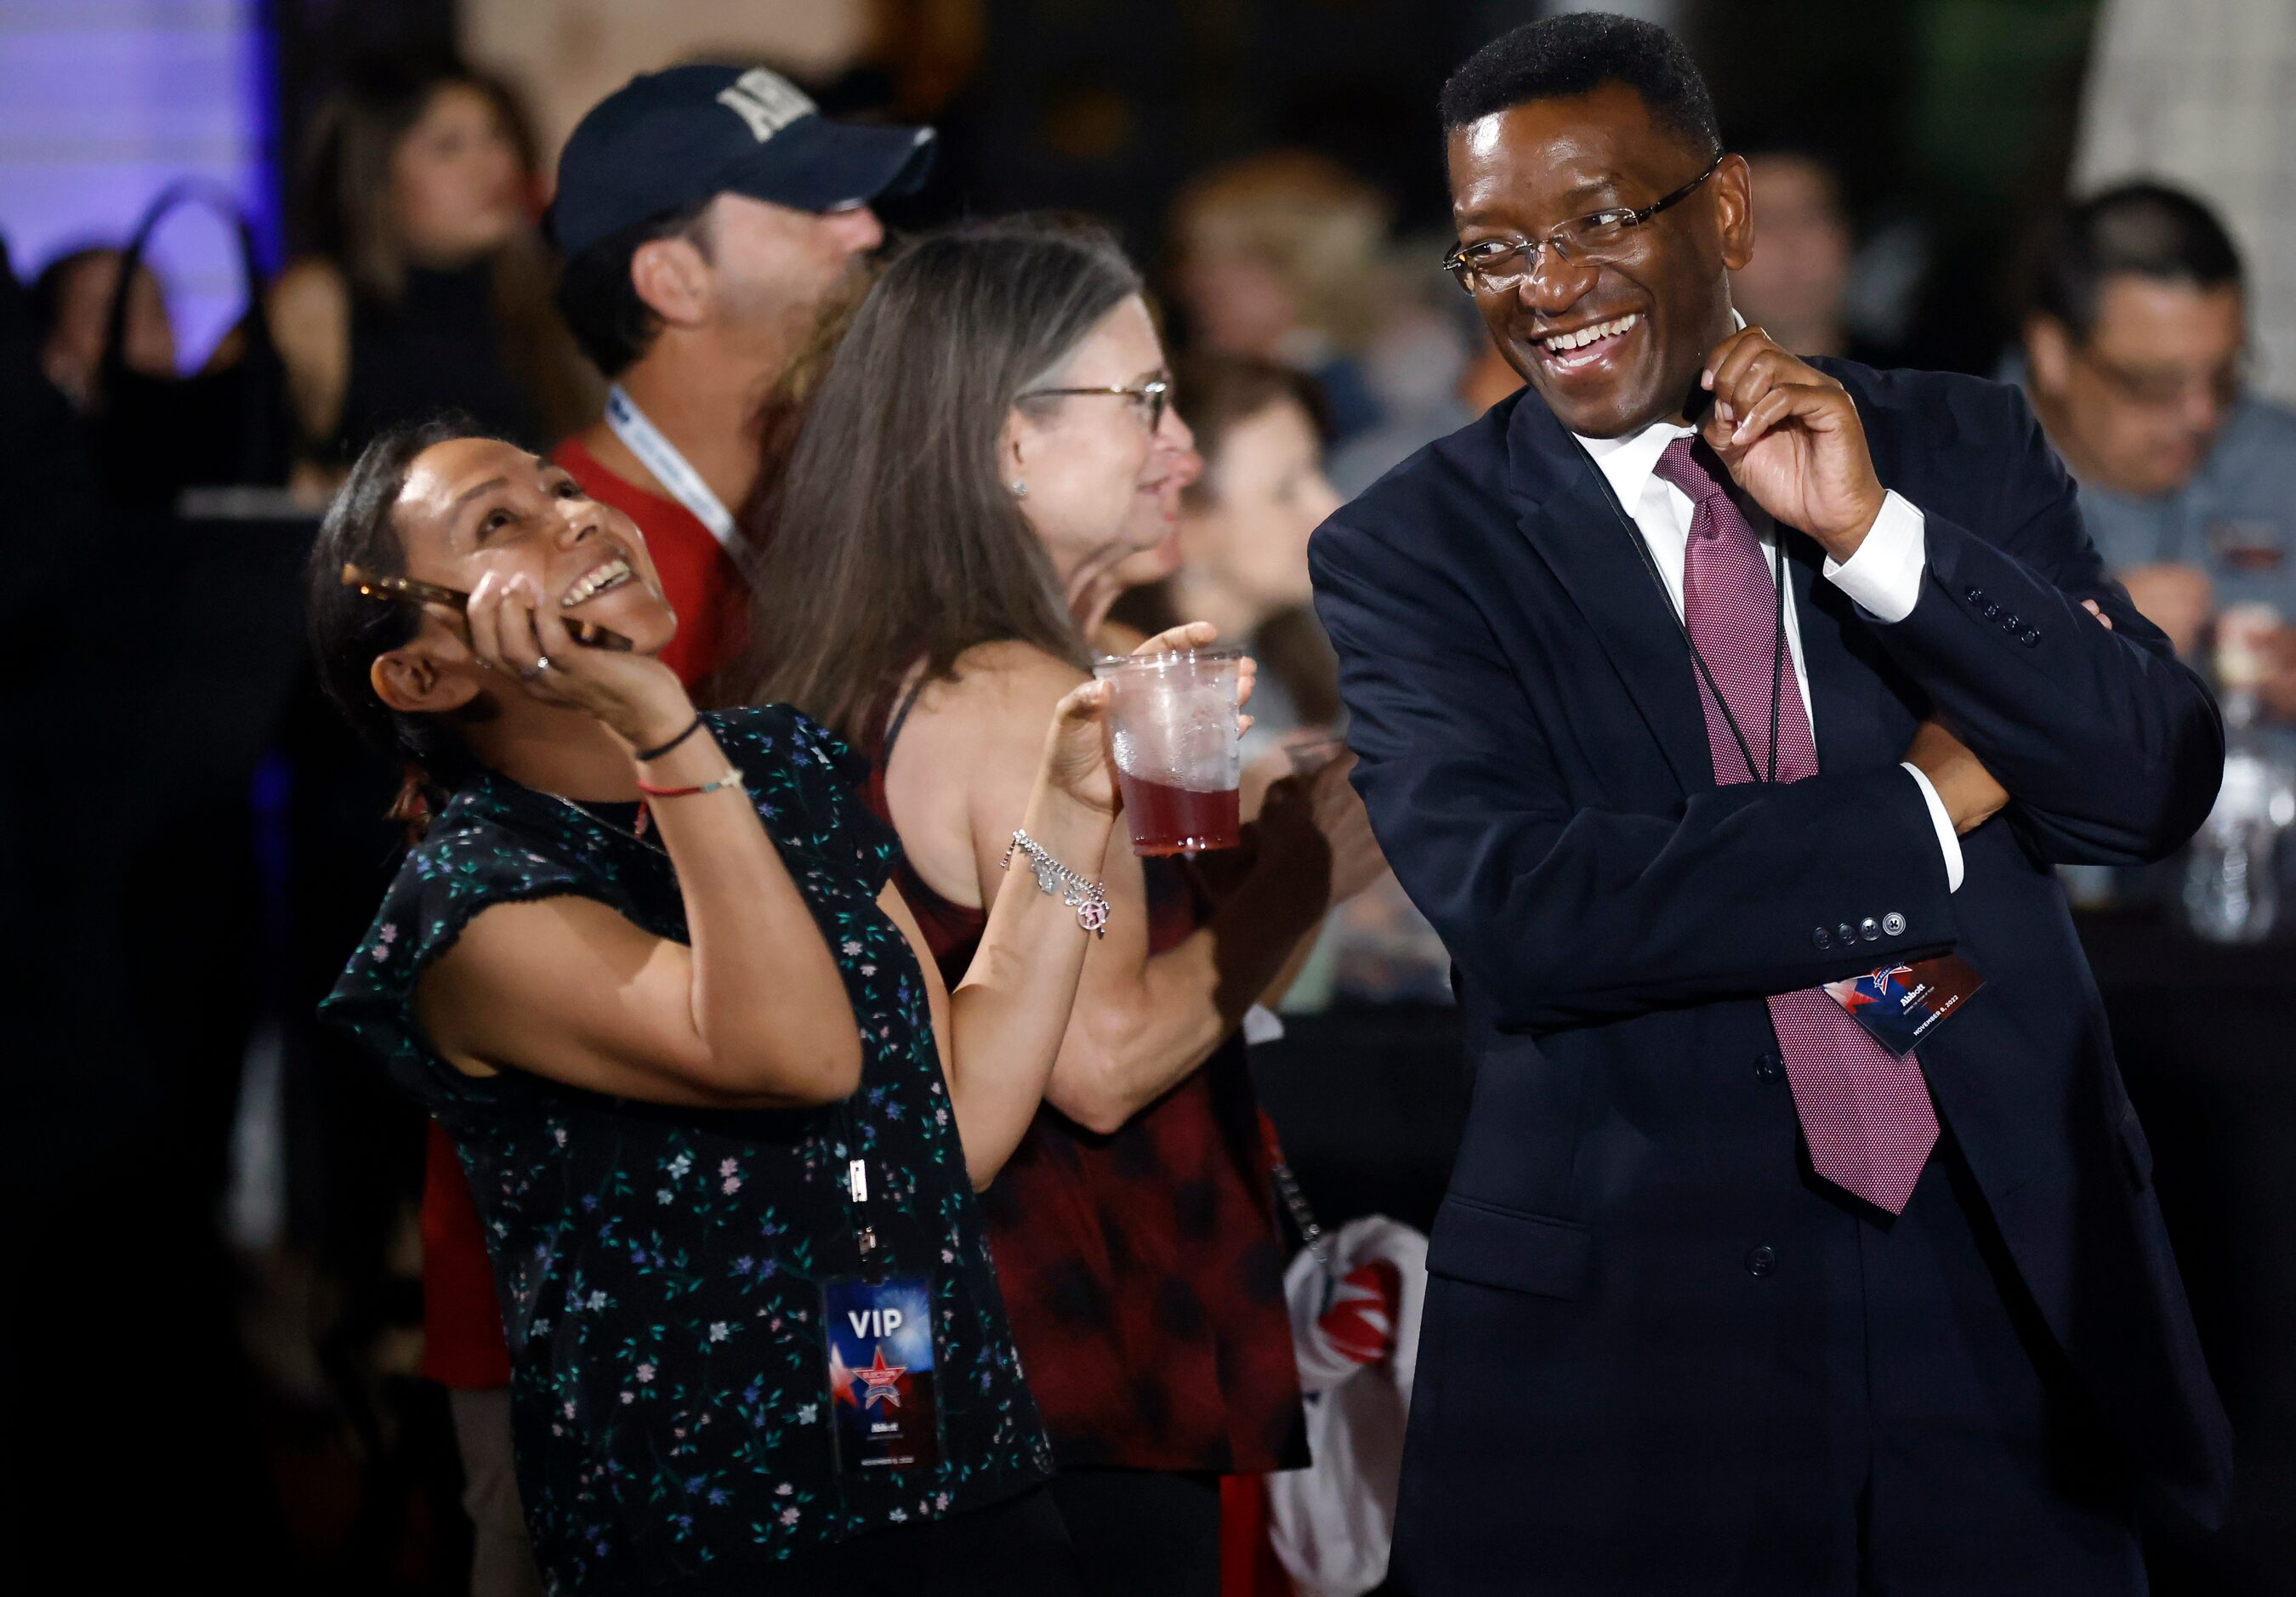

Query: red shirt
left=417, top=431, right=749, bottom=1388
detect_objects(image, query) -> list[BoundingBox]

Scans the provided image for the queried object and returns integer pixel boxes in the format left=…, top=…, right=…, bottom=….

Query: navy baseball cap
left=548, top=65, right=935, bottom=257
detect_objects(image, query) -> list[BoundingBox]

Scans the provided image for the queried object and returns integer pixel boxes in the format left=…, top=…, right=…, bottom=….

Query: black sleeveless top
left=321, top=708, right=1051, bottom=1592
left=331, top=259, right=538, bottom=460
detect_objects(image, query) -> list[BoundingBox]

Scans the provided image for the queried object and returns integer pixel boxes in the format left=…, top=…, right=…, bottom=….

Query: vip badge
left=821, top=1276, right=942, bottom=1475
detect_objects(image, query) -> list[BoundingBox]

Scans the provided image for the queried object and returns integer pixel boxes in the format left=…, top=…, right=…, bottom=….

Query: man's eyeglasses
left=2074, top=344, right=2245, bottom=413
left=1443, top=152, right=1726, bottom=297
left=1019, top=376, right=1172, bottom=433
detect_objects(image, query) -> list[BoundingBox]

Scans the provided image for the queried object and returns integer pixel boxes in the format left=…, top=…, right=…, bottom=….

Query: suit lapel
left=1507, top=407, right=1713, bottom=794
left=1783, top=535, right=1893, bottom=775
left=1503, top=389, right=1908, bottom=792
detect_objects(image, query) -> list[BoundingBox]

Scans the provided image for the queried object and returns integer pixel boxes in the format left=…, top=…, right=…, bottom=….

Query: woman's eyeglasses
left=1019, top=376, right=1172, bottom=433
left=1443, top=151, right=1726, bottom=297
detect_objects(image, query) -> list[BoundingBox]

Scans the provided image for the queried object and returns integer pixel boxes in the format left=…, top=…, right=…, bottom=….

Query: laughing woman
left=312, top=418, right=1213, bottom=1594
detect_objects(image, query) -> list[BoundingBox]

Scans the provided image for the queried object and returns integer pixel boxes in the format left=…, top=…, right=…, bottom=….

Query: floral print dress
left=322, top=708, right=1052, bottom=1594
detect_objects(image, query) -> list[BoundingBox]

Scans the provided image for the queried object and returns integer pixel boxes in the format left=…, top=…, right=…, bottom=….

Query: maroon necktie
left=1655, top=435, right=1937, bottom=1214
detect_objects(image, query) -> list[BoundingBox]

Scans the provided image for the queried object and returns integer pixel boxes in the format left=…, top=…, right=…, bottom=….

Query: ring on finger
left=520, top=656, right=552, bottom=680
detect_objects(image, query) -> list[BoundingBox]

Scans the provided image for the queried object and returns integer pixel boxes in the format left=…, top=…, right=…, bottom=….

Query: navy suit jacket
left=1310, top=363, right=2232, bottom=1582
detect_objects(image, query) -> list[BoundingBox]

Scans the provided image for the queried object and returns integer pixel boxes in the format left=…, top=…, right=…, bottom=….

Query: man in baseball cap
left=548, top=63, right=935, bottom=259
left=429, top=66, right=931, bottom=1594
left=547, top=64, right=935, bottom=682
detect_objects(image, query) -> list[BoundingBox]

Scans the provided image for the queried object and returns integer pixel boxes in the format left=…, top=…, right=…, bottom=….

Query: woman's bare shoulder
left=425, top=892, right=636, bottom=986
left=415, top=893, right=644, bottom=1074
left=928, top=639, right=1090, bottom=724
left=893, top=641, right=1081, bottom=837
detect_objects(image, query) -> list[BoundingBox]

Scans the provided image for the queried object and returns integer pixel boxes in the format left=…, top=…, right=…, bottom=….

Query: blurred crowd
left=7, top=14, right=2296, bottom=1594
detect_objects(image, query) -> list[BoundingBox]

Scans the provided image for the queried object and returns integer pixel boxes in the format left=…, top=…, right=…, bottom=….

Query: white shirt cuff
left=1901, top=761, right=1964, bottom=892
left=1823, top=491, right=1926, bottom=623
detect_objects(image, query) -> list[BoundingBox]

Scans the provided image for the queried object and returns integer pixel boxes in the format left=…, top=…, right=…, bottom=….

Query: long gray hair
left=734, top=216, right=1144, bottom=739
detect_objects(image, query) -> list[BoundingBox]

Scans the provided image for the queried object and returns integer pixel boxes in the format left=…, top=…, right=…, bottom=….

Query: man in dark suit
left=1310, top=15, right=2231, bottom=1593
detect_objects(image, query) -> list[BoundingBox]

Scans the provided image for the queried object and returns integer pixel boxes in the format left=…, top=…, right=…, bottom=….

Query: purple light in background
left=0, top=0, right=278, bottom=365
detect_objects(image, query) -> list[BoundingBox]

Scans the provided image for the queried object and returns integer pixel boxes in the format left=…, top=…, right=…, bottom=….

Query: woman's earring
left=1010, top=480, right=1029, bottom=498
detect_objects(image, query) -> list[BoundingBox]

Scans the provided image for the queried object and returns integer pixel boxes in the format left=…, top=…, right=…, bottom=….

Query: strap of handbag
left=97, top=178, right=289, bottom=482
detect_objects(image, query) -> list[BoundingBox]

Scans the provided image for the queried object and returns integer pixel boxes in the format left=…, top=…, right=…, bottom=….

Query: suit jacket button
left=1813, top=927, right=1833, bottom=950
left=1860, top=917, right=1880, bottom=941
left=2002, top=613, right=2022, bottom=630
left=1755, top=1052, right=1785, bottom=1083
left=2020, top=628, right=2041, bottom=645
left=1964, top=586, right=1985, bottom=604
left=1837, top=923, right=1856, bottom=946
left=1746, top=1245, right=1777, bottom=1277
left=1883, top=911, right=1907, bottom=935
left=1982, top=603, right=2000, bottom=619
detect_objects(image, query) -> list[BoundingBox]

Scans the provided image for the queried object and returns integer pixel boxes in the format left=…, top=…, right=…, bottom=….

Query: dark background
left=13, top=3, right=2290, bottom=1594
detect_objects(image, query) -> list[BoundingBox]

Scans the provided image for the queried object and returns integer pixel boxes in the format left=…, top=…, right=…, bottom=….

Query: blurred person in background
left=2021, top=182, right=2296, bottom=690
left=29, top=244, right=176, bottom=412
left=398, top=65, right=935, bottom=1596
left=1323, top=286, right=1524, bottom=499
left=1168, top=151, right=1394, bottom=446
left=1116, top=353, right=1449, bottom=1011
left=270, top=55, right=595, bottom=481
left=1458, top=337, right=1526, bottom=415
left=744, top=218, right=1383, bottom=1597
left=1729, top=145, right=1881, bottom=365
left=310, top=416, right=1177, bottom=1594
left=1113, top=353, right=1343, bottom=760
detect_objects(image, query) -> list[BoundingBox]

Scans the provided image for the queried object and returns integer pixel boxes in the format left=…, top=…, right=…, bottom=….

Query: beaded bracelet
left=1001, top=828, right=1110, bottom=937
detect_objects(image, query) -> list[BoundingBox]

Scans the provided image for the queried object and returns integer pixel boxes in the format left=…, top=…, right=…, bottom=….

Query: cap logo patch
left=715, top=69, right=816, bottom=143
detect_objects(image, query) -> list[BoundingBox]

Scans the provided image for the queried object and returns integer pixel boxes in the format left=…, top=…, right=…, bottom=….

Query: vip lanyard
left=832, top=1103, right=888, bottom=1268
left=603, top=384, right=742, bottom=555
left=1594, top=460, right=1788, bottom=785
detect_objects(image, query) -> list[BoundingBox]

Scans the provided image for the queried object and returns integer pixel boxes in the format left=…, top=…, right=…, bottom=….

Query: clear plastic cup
left=1093, top=647, right=1244, bottom=855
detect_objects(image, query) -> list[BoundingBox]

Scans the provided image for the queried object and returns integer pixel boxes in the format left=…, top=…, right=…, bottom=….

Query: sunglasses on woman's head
left=341, top=563, right=634, bottom=651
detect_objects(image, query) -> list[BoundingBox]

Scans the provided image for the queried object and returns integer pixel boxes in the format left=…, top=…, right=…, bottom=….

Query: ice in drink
left=1094, top=646, right=1244, bottom=855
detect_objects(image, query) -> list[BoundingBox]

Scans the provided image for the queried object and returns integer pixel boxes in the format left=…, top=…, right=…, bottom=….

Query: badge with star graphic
left=822, top=1275, right=943, bottom=1474
left=1821, top=953, right=1986, bottom=1056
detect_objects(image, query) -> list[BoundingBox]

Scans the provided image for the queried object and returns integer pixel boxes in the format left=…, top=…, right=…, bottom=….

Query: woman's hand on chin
left=467, top=571, right=692, bottom=749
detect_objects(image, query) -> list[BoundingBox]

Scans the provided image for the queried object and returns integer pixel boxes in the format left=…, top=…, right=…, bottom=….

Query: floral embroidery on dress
left=322, top=708, right=1052, bottom=1593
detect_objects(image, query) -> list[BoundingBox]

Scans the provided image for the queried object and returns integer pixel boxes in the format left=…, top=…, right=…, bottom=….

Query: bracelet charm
left=1002, top=828, right=1110, bottom=938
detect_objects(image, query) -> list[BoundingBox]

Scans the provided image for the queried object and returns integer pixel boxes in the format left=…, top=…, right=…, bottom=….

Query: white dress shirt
left=1571, top=417, right=1964, bottom=890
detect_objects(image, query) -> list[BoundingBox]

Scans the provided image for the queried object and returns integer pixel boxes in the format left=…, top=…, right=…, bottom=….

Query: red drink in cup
left=1094, top=647, right=1244, bottom=855
left=1118, top=775, right=1242, bottom=856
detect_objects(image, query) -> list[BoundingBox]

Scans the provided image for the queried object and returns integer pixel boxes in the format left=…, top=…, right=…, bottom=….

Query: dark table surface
left=1252, top=914, right=2296, bottom=1596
